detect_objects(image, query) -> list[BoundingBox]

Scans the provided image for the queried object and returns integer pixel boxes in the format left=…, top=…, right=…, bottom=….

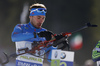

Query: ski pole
left=71, top=22, right=97, bottom=33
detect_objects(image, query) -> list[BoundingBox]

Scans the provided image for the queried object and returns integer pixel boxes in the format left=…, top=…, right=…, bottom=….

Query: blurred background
left=0, top=0, right=100, bottom=66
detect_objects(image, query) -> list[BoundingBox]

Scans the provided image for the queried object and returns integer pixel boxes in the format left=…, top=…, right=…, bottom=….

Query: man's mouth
left=38, top=24, right=41, bottom=27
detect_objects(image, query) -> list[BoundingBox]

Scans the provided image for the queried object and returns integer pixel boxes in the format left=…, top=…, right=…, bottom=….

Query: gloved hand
left=38, top=31, right=54, bottom=41
left=55, top=34, right=63, bottom=40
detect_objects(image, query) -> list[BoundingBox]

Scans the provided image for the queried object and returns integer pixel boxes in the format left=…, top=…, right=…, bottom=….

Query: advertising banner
left=16, top=54, right=43, bottom=66
left=51, top=50, right=74, bottom=66
left=60, top=51, right=74, bottom=66
left=51, top=49, right=61, bottom=66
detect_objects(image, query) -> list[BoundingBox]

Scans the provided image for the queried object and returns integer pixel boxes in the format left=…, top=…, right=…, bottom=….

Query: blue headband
left=30, top=8, right=47, bottom=16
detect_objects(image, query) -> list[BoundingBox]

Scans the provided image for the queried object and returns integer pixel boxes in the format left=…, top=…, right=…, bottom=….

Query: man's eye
left=42, top=17, right=45, bottom=19
left=38, top=17, right=41, bottom=19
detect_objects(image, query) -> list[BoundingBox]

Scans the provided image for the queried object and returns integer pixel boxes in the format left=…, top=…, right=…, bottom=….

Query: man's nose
left=39, top=19, right=44, bottom=23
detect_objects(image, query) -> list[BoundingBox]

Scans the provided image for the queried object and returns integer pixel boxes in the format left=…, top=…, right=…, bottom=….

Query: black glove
left=55, top=34, right=63, bottom=40
left=38, top=31, right=54, bottom=41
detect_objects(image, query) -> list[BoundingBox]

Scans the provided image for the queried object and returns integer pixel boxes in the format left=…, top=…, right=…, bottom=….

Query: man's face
left=29, top=15, right=45, bottom=28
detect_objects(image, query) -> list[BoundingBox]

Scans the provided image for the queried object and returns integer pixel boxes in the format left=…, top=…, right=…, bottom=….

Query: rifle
left=1, top=22, right=97, bottom=64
